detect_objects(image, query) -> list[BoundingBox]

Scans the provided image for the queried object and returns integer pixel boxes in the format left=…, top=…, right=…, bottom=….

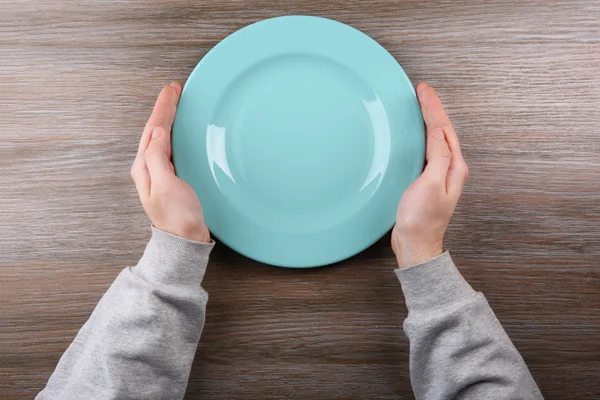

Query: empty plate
left=172, top=16, right=425, bottom=267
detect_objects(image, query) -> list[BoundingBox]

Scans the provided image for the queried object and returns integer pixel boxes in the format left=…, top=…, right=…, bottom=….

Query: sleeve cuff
left=132, top=227, right=215, bottom=288
left=394, top=251, right=476, bottom=315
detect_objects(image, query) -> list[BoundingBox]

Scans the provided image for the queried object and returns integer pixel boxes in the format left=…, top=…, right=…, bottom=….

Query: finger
left=421, top=128, right=452, bottom=188
left=417, top=82, right=465, bottom=195
left=170, top=80, right=183, bottom=95
left=130, top=160, right=150, bottom=200
left=145, top=127, right=174, bottom=191
left=137, top=82, right=182, bottom=160
left=445, top=130, right=469, bottom=199
left=164, top=81, right=182, bottom=157
left=131, top=83, right=180, bottom=199
left=416, top=82, right=456, bottom=143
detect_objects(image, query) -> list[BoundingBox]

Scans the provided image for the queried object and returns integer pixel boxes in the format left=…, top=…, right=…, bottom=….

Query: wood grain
left=1, top=1, right=599, bottom=399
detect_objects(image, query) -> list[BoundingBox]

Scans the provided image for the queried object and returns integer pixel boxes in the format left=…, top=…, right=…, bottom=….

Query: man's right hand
left=392, top=82, right=469, bottom=269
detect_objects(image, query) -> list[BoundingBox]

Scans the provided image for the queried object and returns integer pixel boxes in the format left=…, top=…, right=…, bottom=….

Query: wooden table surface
left=1, top=1, right=599, bottom=399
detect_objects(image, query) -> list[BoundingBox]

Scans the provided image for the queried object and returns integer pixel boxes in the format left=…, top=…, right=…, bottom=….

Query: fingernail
left=152, top=127, right=161, bottom=139
left=430, top=128, right=445, bottom=139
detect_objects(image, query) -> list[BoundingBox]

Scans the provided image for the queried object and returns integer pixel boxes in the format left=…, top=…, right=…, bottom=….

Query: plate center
left=212, top=54, right=378, bottom=228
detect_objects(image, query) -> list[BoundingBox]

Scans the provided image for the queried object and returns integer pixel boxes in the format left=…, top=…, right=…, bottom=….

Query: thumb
left=422, top=128, right=451, bottom=187
left=145, top=127, right=173, bottom=186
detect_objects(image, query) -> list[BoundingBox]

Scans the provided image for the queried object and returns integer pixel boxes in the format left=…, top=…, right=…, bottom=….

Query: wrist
left=133, top=227, right=214, bottom=287
left=396, top=250, right=443, bottom=269
left=152, top=223, right=211, bottom=243
left=179, top=224, right=211, bottom=243
left=394, top=239, right=444, bottom=269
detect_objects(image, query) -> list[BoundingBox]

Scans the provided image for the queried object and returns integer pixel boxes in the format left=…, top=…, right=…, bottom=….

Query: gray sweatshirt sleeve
left=36, top=227, right=214, bottom=400
left=395, top=252, right=543, bottom=400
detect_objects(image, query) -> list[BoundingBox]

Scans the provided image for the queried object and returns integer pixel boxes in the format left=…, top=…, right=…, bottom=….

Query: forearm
left=396, top=252, right=543, bottom=400
left=37, top=228, right=213, bottom=400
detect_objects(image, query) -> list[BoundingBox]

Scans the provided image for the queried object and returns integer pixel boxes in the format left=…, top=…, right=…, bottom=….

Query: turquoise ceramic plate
left=172, top=16, right=425, bottom=267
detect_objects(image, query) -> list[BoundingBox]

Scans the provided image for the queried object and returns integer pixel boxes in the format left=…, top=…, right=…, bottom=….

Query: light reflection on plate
left=173, top=16, right=425, bottom=267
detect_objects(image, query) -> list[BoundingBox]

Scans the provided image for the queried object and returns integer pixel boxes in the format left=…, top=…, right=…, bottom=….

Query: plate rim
left=173, top=15, right=424, bottom=268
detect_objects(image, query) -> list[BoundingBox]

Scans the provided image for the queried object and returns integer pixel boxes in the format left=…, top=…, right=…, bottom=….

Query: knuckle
left=130, top=163, right=139, bottom=180
left=462, top=162, right=470, bottom=179
left=396, top=214, right=413, bottom=230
